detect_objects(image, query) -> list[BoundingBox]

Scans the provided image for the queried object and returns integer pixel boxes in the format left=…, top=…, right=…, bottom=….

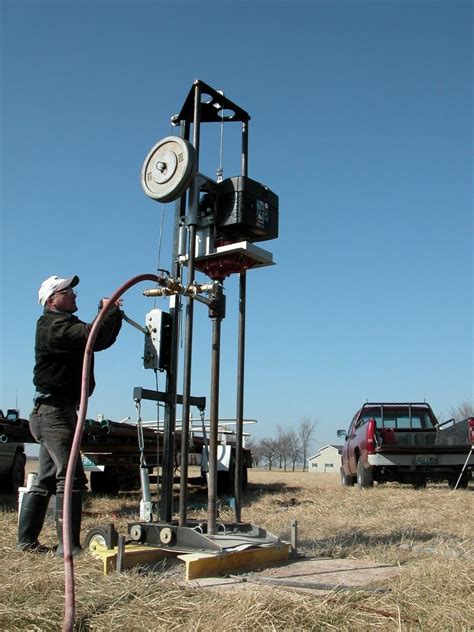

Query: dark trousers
left=29, top=402, right=88, bottom=495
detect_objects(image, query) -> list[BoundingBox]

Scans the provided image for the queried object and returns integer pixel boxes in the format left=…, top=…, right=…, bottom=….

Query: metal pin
left=116, top=534, right=126, bottom=573
left=290, top=519, right=298, bottom=559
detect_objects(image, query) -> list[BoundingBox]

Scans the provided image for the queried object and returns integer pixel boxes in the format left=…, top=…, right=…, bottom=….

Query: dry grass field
left=0, top=467, right=472, bottom=631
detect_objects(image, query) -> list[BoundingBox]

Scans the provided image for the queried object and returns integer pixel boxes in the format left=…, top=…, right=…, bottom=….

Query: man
left=17, top=274, right=123, bottom=555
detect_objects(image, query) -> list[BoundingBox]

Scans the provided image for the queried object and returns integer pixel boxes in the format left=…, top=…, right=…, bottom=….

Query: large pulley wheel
left=141, top=136, right=196, bottom=203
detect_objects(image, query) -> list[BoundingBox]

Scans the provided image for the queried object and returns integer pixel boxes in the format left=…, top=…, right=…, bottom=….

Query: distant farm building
left=308, top=444, right=343, bottom=473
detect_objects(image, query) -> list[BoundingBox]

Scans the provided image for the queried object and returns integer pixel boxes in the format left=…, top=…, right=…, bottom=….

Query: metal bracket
left=133, top=387, right=206, bottom=411
left=126, top=520, right=279, bottom=553
left=172, top=79, right=251, bottom=125
left=122, top=313, right=148, bottom=335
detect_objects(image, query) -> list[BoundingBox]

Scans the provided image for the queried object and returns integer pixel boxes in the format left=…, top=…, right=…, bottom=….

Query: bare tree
left=273, top=436, right=283, bottom=470
left=276, top=426, right=292, bottom=471
left=298, top=416, right=318, bottom=472
left=448, top=401, right=474, bottom=421
left=259, top=437, right=277, bottom=470
left=245, top=437, right=264, bottom=467
left=287, top=429, right=301, bottom=471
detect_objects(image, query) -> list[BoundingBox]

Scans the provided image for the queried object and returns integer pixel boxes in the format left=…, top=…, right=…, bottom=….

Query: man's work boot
left=55, top=493, right=83, bottom=557
left=17, top=492, right=51, bottom=553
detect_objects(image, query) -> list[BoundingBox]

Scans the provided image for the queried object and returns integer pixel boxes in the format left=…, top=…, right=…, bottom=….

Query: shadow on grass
left=80, top=480, right=306, bottom=518
left=245, top=481, right=304, bottom=495
left=294, top=529, right=441, bottom=554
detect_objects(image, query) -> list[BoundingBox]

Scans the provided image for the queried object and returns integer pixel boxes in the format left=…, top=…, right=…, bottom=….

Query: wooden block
left=178, top=543, right=291, bottom=581
left=90, top=544, right=180, bottom=575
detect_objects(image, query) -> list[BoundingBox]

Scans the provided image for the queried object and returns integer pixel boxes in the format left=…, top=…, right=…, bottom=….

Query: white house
left=308, top=444, right=343, bottom=473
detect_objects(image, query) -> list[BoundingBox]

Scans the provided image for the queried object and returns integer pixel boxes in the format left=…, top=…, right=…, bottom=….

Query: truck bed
left=375, top=429, right=472, bottom=453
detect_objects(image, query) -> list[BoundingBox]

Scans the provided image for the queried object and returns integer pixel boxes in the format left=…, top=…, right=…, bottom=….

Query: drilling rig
left=85, top=80, right=287, bottom=572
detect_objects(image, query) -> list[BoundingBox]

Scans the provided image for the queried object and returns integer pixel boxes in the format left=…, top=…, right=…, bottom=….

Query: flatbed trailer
left=0, top=413, right=252, bottom=495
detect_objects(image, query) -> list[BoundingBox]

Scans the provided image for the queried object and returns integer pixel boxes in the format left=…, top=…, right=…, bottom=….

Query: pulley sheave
left=141, top=136, right=196, bottom=203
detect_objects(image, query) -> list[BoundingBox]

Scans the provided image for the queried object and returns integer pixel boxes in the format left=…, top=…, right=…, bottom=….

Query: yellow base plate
left=90, top=542, right=290, bottom=579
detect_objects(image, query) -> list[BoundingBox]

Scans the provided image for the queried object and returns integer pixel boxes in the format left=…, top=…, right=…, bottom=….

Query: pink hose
left=62, top=274, right=160, bottom=632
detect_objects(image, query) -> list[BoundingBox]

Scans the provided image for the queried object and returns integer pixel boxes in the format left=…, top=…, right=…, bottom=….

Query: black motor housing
left=214, top=176, right=279, bottom=244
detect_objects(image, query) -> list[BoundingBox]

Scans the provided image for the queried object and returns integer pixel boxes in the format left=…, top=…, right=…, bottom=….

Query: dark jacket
left=33, top=306, right=123, bottom=404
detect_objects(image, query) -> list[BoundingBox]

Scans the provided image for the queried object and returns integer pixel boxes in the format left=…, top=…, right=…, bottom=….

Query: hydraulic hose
left=62, top=274, right=160, bottom=632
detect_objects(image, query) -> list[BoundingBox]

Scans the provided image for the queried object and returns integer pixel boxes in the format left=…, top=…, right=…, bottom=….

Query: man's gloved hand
left=98, top=297, right=124, bottom=310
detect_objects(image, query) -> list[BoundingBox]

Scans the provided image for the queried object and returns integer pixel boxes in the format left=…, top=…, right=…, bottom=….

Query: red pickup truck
left=337, top=402, right=473, bottom=489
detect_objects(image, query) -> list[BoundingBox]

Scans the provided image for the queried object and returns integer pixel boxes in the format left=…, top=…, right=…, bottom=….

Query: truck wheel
left=340, top=467, right=355, bottom=487
left=8, top=453, right=26, bottom=494
left=356, top=459, right=373, bottom=488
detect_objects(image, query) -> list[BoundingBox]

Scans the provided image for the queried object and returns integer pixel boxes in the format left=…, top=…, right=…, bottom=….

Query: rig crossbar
left=133, top=387, right=206, bottom=411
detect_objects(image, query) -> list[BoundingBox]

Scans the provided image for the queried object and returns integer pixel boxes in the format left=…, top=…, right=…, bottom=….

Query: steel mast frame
left=164, top=80, right=251, bottom=531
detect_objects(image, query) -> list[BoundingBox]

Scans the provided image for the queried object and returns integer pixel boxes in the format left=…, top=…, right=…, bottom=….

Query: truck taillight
left=468, top=418, right=474, bottom=444
left=367, top=418, right=376, bottom=454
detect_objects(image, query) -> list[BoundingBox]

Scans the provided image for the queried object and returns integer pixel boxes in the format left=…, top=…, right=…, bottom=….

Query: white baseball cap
left=38, top=275, right=79, bottom=306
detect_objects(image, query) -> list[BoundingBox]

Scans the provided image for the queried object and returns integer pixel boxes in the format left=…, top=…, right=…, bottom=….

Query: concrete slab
left=188, top=557, right=401, bottom=594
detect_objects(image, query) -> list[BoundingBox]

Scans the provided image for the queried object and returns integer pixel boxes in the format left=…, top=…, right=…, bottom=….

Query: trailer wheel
left=448, top=472, right=469, bottom=490
left=242, top=463, right=248, bottom=490
left=90, top=469, right=120, bottom=495
left=340, top=467, right=355, bottom=487
left=214, top=450, right=234, bottom=495
left=215, top=458, right=248, bottom=495
left=8, top=452, right=26, bottom=494
left=217, top=469, right=233, bottom=495
left=412, top=476, right=427, bottom=489
left=84, top=525, right=118, bottom=552
left=356, top=459, right=373, bottom=488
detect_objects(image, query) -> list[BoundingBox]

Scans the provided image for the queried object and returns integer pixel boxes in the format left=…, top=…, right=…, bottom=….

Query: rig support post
left=160, top=118, right=190, bottom=522
left=179, top=82, right=202, bottom=527
left=234, top=118, right=250, bottom=522
left=207, top=283, right=224, bottom=534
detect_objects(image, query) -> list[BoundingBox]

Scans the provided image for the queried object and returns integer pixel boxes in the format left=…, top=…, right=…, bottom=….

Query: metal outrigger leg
left=453, top=445, right=474, bottom=491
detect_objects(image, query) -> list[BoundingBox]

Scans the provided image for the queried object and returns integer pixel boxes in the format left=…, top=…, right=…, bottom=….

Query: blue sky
left=1, top=0, right=472, bottom=452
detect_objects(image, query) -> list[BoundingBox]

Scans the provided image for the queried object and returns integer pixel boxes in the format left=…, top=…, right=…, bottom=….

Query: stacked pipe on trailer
left=0, top=414, right=229, bottom=463
left=0, top=416, right=161, bottom=453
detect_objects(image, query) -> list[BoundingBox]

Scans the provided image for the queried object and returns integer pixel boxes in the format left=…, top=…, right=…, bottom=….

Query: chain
left=135, top=399, right=142, bottom=424
left=200, top=407, right=209, bottom=466
left=135, top=399, right=147, bottom=468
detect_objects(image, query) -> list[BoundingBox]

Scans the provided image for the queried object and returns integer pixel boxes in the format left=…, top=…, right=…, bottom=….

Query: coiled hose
left=62, top=274, right=160, bottom=632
